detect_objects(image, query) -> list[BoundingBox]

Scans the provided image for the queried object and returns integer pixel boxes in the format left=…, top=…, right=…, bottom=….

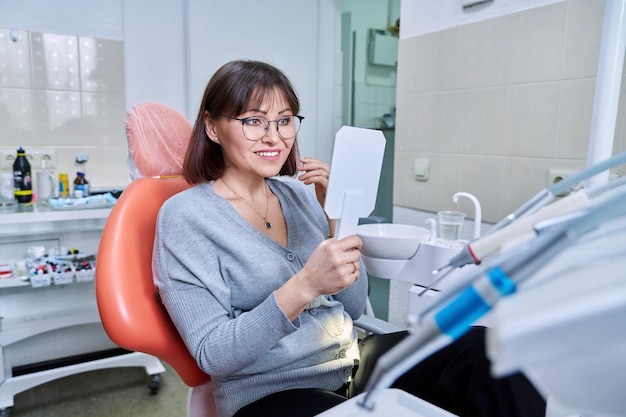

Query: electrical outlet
left=0, top=150, right=16, bottom=170
left=33, top=149, right=57, bottom=169
left=547, top=169, right=576, bottom=187
left=547, top=169, right=579, bottom=197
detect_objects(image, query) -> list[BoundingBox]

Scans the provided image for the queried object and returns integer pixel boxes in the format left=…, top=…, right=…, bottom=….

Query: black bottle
left=13, top=147, right=33, bottom=203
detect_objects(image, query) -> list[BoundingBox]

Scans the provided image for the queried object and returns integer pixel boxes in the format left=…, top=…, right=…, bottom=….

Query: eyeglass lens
left=241, top=116, right=301, bottom=141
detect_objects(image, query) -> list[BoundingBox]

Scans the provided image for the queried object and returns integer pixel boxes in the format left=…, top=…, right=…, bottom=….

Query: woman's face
left=206, top=91, right=296, bottom=179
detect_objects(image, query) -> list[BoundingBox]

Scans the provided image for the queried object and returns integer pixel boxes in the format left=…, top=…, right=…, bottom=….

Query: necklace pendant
left=264, top=220, right=272, bottom=230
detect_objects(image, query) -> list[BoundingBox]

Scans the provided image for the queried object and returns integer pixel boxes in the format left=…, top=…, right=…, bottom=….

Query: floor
left=7, top=361, right=188, bottom=417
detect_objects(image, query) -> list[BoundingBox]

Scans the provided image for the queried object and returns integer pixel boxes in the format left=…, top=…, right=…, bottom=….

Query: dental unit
left=358, top=172, right=626, bottom=413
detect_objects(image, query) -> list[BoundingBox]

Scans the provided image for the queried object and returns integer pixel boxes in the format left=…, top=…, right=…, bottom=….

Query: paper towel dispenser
left=368, top=29, right=398, bottom=67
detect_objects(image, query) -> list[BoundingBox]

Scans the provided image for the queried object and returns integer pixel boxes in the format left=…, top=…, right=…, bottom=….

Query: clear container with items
left=28, top=259, right=52, bottom=288
left=26, top=245, right=51, bottom=287
left=48, top=259, right=74, bottom=285
left=0, top=172, right=16, bottom=209
left=73, top=260, right=95, bottom=282
left=22, top=246, right=95, bottom=287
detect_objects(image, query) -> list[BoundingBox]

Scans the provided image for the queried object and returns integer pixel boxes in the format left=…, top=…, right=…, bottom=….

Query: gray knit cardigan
left=153, top=178, right=368, bottom=417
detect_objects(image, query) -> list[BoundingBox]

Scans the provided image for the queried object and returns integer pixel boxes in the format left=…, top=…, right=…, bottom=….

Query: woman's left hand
left=298, top=157, right=331, bottom=208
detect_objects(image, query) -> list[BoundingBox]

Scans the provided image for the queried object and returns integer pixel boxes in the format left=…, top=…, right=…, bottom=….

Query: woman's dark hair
left=183, top=60, right=301, bottom=184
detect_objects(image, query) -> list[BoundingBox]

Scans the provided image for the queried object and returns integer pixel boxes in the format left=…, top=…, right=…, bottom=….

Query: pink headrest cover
left=126, top=103, right=192, bottom=179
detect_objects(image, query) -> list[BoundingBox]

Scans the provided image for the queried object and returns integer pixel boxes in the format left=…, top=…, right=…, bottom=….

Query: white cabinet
left=0, top=206, right=165, bottom=413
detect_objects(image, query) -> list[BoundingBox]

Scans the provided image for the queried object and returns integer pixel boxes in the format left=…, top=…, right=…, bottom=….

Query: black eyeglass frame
left=222, top=114, right=305, bottom=141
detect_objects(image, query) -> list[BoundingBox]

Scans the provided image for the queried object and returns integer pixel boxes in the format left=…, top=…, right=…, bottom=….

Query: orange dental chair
left=96, top=103, right=218, bottom=416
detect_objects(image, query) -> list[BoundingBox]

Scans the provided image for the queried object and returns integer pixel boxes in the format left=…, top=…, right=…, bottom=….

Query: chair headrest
left=126, top=102, right=192, bottom=179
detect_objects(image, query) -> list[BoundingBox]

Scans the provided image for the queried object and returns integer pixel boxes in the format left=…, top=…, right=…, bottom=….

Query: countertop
left=0, top=203, right=113, bottom=237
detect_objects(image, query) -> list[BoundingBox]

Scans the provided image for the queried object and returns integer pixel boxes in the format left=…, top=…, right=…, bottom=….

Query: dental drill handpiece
left=359, top=189, right=626, bottom=411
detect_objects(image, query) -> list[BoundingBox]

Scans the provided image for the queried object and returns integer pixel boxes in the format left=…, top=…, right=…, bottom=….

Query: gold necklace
left=221, top=179, right=272, bottom=229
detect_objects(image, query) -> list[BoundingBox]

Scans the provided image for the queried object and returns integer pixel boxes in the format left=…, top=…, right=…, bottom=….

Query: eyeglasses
left=223, top=114, right=304, bottom=141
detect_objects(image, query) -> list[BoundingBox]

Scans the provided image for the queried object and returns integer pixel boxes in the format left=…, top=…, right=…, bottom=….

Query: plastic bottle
left=13, top=147, right=32, bottom=203
left=59, top=172, right=70, bottom=197
left=73, top=172, right=89, bottom=197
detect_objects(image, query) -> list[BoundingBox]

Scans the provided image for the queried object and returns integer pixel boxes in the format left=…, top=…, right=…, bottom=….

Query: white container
left=357, top=223, right=430, bottom=260
left=50, top=261, right=74, bottom=285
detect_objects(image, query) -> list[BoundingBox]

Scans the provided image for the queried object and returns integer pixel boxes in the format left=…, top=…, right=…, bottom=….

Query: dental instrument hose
left=429, top=150, right=626, bottom=281
left=488, top=150, right=626, bottom=233
left=359, top=188, right=626, bottom=411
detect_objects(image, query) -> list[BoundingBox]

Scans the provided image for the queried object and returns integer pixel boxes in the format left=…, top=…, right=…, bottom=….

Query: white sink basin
left=356, top=223, right=430, bottom=260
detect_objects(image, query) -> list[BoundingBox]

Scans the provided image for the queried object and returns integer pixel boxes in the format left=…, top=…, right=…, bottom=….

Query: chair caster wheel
left=148, top=374, right=161, bottom=395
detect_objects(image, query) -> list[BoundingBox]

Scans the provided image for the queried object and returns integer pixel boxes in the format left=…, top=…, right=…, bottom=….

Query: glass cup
left=437, top=210, right=465, bottom=245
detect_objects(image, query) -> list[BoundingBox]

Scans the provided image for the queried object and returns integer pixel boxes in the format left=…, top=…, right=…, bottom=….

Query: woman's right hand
left=299, top=235, right=363, bottom=296
left=275, top=234, right=363, bottom=321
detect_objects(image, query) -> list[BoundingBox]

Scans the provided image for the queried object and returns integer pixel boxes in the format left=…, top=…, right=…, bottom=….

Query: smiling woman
left=152, top=59, right=546, bottom=417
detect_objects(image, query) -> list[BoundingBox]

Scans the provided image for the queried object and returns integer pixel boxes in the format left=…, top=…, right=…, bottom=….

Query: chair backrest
left=125, top=102, right=192, bottom=180
left=96, top=176, right=211, bottom=387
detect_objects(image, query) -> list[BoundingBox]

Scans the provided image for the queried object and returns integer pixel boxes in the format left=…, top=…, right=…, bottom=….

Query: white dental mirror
left=324, top=126, right=386, bottom=239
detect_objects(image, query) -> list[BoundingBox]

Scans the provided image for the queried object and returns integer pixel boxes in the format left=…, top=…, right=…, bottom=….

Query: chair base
left=0, top=351, right=164, bottom=411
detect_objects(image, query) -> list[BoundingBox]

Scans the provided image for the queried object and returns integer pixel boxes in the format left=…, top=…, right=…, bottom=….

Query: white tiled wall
left=394, top=0, right=626, bottom=223
left=343, top=0, right=399, bottom=129
left=0, top=28, right=127, bottom=191
left=353, top=81, right=397, bottom=129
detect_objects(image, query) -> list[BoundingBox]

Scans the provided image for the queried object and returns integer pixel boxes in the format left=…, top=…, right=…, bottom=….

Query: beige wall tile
left=393, top=151, right=428, bottom=209
left=507, top=2, right=566, bottom=84
left=397, top=35, right=438, bottom=94
left=78, top=37, right=125, bottom=93
left=0, top=88, right=35, bottom=143
left=462, top=87, right=507, bottom=155
left=504, top=82, right=560, bottom=158
left=395, top=91, right=465, bottom=153
left=458, top=155, right=504, bottom=222
left=54, top=146, right=129, bottom=188
left=557, top=78, right=595, bottom=159
left=394, top=151, right=462, bottom=214
left=78, top=147, right=129, bottom=187
left=0, top=29, right=32, bottom=88
left=434, top=28, right=466, bottom=92
left=32, top=90, right=83, bottom=146
left=458, top=17, right=510, bottom=89
left=563, top=0, right=605, bottom=79
left=81, top=92, right=126, bottom=146
left=498, top=158, right=565, bottom=219
left=30, top=32, right=80, bottom=91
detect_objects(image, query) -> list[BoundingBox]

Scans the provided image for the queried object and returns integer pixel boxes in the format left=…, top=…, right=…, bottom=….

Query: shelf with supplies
left=0, top=196, right=166, bottom=414
left=0, top=253, right=95, bottom=290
